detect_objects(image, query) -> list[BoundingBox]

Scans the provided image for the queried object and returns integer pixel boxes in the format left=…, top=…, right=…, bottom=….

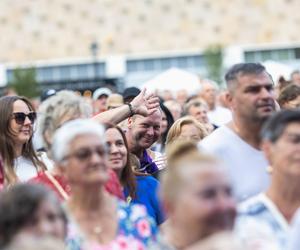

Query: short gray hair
left=51, top=119, right=105, bottom=163
left=225, top=63, right=272, bottom=92
left=183, top=98, right=208, bottom=116
left=37, top=90, right=92, bottom=150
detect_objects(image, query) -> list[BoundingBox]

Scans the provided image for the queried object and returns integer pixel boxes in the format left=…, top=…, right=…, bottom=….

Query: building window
left=37, top=67, right=53, bottom=82
left=126, top=55, right=204, bottom=73
left=144, top=59, right=155, bottom=71
left=59, top=66, right=71, bottom=80
left=244, top=48, right=300, bottom=63
left=295, top=48, right=300, bottom=59
left=160, top=58, right=172, bottom=69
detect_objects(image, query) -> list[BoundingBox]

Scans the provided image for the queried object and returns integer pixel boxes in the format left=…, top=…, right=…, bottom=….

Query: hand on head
left=130, top=88, right=160, bottom=117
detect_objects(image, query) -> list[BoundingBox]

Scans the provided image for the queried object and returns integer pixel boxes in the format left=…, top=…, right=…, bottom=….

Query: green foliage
left=8, top=68, right=39, bottom=98
left=203, top=45, right=223, bottom=85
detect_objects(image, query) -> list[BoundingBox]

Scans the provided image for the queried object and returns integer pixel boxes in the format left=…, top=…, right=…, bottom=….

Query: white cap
left=92, top=87, right=112, bottom=100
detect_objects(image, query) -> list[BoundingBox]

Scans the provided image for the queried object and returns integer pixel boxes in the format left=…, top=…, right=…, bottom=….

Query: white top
left=289, top=209, right=300, bottom=250
left=39, top=152, right=54, bottom=171
left=236, top=193, right=288, bottom=250
left=207, top=106, right=232, bottom=127
left=199, top=125, right=270, bottom=201
left=14, top=156, right=39, bottom=181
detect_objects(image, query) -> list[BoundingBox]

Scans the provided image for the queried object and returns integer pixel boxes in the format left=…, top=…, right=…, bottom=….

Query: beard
left=249, top=100, right=276, bottom=124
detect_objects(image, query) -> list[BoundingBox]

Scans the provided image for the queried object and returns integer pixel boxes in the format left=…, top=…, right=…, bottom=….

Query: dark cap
left=41, top=89, right=56, bottom=102
left=122, top=87, right=141, bottom=103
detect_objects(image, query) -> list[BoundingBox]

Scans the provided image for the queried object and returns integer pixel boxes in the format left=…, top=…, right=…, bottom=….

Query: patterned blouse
left=235, top=193, right=286, bottom=250
left=66, top=201, right=158, bottom=250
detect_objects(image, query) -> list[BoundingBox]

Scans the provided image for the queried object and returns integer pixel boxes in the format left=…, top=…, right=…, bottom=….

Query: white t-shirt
left=289, top=209, right=300, bottom=250
left=199, top=125, right=270, bottom=201
left=14, top=156, right=39, bottom=182
left=207, top=106, right=232, bottom=127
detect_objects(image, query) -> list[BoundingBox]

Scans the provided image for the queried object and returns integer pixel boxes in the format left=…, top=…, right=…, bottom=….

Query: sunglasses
left=12, top=112, right=37, bottom=125
left=63, top=146, right=106, bottom=161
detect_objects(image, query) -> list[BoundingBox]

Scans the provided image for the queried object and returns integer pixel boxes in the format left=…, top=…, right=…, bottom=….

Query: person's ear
left=128, top=117, right=133, bottom=129
left=225, top=91, right=233, bottom=108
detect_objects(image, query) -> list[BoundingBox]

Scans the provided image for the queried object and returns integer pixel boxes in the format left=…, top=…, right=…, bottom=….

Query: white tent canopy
left=262, top=60, right=293, bottom=83
left=141, top=68, right=201, bottom=95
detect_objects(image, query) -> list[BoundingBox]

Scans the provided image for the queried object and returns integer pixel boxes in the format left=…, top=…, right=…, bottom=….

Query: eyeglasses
left=63, top=146, right=106, bottom=162
left=12, top=112, right=37, bottom=125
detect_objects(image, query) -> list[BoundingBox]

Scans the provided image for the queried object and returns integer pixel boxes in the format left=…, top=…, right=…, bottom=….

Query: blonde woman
left=166, top=116, right=208, bottom=146
left=158, top=141, right=236, bottom=249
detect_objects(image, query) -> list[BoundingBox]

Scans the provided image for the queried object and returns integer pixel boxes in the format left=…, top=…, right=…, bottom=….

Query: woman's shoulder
left=14, top=156, right=39, bottom=182
left=136, top=175, right=159, bottom=185
left=136, top=175, right=160, bottom=193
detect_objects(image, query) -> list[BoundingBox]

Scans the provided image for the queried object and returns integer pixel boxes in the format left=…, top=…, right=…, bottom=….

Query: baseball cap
left=92, top=87, right=112, bottom=100
left=122, top=87, right=141, bottom=103
left=41, top=89, right=57, bottom=102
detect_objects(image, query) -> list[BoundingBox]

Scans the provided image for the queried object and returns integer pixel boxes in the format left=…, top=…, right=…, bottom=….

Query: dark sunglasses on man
left=12, top=112, right=37, bottom=125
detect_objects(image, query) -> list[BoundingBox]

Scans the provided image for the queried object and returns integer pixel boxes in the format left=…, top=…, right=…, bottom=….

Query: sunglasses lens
left=28, top=112, right=37, bottom=123
left=14, top=113, right=26, bottom=124
left=13, top=112, right=36, bottom=124
left=75, top=149, right=92, bottom=160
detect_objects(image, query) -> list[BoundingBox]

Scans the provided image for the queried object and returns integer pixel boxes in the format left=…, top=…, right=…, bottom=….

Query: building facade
left=1, top=0, right=300, bottom=90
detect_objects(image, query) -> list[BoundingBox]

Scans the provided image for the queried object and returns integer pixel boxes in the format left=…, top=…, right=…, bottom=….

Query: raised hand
left=130, top=88, right=160, bottom=116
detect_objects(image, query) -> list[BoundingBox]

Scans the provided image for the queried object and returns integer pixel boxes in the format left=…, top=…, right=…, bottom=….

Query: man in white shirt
left=199, top=63, right=276, bottom=201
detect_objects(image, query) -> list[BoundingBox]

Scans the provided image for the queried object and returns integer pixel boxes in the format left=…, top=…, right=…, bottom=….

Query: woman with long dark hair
left=105, top=124, right=165, bottom=225
left=0, top=96, right=46, bottom=184
left=152, top=102, right=174, bottom=153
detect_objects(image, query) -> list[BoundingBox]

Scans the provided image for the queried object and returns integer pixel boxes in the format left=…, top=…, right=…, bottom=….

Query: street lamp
left=90, top=41, right=99, bottom=83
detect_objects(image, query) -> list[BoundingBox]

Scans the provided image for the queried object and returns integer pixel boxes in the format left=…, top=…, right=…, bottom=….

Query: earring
left=266, top=166, right=273, bottom=174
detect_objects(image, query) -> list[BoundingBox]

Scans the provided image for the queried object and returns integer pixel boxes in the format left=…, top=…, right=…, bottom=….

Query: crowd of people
left=0, top=62, right=300, bottom=250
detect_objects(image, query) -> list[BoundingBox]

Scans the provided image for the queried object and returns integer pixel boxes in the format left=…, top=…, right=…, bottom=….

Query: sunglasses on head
left=12, top=112, right=37, bottom=125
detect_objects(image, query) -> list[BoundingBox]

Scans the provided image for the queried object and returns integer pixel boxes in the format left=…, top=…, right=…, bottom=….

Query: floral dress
left=66, top=201, right=158, bottom=250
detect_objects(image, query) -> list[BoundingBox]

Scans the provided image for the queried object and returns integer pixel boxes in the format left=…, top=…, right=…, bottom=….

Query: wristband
left=127, top=103, right=134, bottom=117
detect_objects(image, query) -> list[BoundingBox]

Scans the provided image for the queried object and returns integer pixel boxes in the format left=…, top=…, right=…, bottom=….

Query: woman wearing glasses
left=0, top=96, right=46, bottom=184
left=51, top=119, right=157, bottom=250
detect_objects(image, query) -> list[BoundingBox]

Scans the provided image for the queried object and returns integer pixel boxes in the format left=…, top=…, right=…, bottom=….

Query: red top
left=29, top=168, right=124, bottom=201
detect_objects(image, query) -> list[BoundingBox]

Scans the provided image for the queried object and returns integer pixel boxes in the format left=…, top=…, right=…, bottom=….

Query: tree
left=203, top=44, right=223, bottom=86
left=8, top=67, right=39, bottom=98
